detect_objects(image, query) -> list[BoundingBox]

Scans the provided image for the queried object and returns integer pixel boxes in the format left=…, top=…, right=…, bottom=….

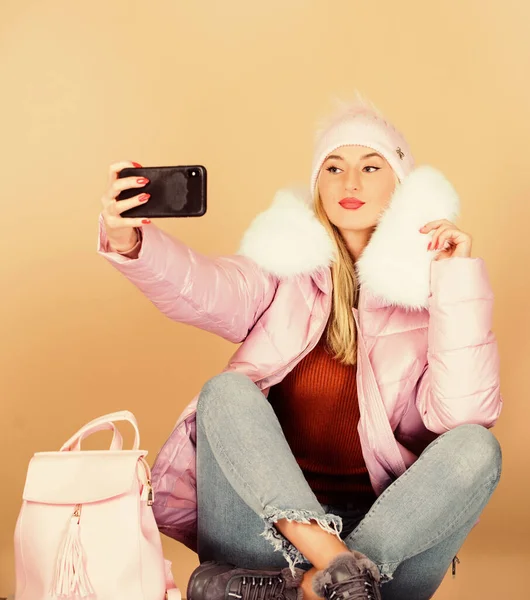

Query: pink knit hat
left=310, top=94, right=415, bottom=196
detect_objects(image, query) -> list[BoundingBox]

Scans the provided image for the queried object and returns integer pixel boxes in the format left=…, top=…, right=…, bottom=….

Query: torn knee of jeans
left=259, top=507, right=343, bottom=576
left=377, top=562, right=398, bottom=584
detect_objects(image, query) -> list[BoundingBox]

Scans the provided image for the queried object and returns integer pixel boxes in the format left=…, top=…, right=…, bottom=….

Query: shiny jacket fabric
left=97, top=166, right=503, bottom=551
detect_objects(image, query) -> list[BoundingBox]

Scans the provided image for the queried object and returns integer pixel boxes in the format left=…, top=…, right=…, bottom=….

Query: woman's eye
left=326, top=166, right=342, bottom=174
left=364, top=166, right=380, bottom=173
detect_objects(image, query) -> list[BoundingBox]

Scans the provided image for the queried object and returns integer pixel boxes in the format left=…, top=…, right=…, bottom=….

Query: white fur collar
left=237, top=165, right=460, bottom=310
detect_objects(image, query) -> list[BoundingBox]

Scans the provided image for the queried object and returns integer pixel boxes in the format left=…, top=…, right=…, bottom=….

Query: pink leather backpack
left=14, top=410, right=181, bottom=600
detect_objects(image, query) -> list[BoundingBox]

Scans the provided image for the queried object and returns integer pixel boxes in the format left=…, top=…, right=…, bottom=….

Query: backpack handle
left=60, top=410, right=140, bottom=452
left=68, top=422, right=124, bottom=451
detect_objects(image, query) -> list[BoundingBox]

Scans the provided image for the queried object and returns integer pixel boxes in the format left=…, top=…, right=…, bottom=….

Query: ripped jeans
left=196, top=372, right=502, bottom=600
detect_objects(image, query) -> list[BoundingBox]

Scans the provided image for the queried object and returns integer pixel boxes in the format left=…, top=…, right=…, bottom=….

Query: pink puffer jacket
left=97, top=166, right=503, bottom=552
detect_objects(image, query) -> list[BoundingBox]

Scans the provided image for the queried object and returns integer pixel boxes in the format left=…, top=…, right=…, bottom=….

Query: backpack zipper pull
left=73, top=504, right=81, bottom=523
left=147, top=480, right=154, bottom=505
left=141, top=479, right=154, bottom=505
left=138, top=457, right=155, bottom=505
left=50, top=504, right=94, bottom=598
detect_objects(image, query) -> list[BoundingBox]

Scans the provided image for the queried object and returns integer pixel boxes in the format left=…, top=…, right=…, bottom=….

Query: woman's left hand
left=419, top=219, right=472, bottom=260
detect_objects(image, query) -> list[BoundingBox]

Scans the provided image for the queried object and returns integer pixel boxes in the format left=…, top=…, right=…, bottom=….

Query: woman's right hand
left=101, top=160, right=151, bottom=253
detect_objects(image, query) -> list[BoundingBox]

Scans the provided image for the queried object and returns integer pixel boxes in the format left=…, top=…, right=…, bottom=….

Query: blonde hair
left=313, top=170, right=400, bottom=366
left=313, top=188, right=359, bottom=366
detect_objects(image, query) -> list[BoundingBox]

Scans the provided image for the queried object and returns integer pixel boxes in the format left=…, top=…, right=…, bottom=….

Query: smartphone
left=116, top=165, right=207, bottom=218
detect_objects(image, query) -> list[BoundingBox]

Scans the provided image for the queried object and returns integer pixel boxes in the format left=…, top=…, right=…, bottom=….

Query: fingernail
left=427, top=242, right=431, bottom=250
left=132, top=161, right=142, bottom=168
left=142, top=219, right=151, bottom=224
left=137, top=177, right=149, bottom=184
left=139, top=193, right=150, bottom=202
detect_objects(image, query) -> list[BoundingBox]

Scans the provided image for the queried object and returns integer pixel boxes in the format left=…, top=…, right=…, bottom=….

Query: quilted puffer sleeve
left=415, top=256, right=503, bottom=433
left=97, top=214, right=278, bottom=343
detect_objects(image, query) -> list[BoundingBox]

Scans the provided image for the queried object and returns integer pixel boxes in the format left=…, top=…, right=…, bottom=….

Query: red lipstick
left=339, top=197, right=365, bottom=210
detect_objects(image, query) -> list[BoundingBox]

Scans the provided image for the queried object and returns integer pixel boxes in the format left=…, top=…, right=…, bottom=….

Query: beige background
left=1, top=0, right=529, bottom=597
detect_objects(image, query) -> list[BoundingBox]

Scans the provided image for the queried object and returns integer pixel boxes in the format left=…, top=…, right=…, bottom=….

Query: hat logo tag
left=396, top=147, right=405, bottom=160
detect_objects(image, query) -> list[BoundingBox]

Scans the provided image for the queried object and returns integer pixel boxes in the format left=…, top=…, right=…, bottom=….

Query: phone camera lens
left=187, top=168, right=198, bottom=177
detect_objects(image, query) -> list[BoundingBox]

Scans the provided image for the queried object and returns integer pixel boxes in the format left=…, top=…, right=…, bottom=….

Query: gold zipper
left=73, top=503, right=82, bottom=523
left=139, top=456, right=155, bottom=505
left=146, top=480, right=154, bottom=506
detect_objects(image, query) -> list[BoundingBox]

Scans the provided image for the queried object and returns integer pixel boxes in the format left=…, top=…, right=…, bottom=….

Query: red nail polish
left=139, top=193, right=150, bottom=202
left=132, top=161, right=142, bottom=168
left=137, top=178, right=149, bottom=184
left=142, top=219, right=151, bottom=224
left=428, top=242, right=431, bottom=250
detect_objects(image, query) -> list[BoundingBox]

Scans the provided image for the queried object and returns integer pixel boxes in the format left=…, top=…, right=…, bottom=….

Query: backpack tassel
left=50, top=504, right=94, bottom=598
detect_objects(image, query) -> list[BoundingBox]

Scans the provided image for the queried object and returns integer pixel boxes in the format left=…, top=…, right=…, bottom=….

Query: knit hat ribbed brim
left=310, top=93, right=415, bottom=197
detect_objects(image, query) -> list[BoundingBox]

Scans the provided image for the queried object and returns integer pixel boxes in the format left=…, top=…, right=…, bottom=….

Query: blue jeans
left=196, top=373, right=502, bottom=600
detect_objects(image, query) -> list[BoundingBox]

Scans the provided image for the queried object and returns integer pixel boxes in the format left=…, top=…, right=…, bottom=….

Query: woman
left=98, top=97, right=503, bottom=600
